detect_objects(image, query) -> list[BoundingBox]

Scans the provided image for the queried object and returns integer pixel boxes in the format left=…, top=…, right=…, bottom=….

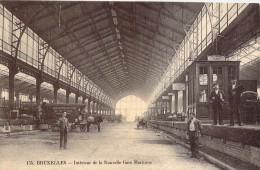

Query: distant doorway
left=115, top=95, right=147, bottom=122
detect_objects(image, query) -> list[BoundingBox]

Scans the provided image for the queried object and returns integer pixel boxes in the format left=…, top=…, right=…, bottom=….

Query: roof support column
left=107, top=108, right=109, bottom=115
left=36, top=76, right=43, bottom=119
left=169, top=95, right=172, bottom=114
left=15, top=91, right=19, bottom=108
left=82, top=96, right=86, bottom=104
left=29, top=93, right=33, bottom=109
left=96, top=102, right=98, bottom=114
left=174, top=91, right=178, bottom=113
left=75, top=92, right=79, bottom=104
left=99, top=104, right=102, bottom=115
left=100, top=104, right=103, bottom=115
left=103, top=107, right=106, bottom=115
left=104, top=106, right=107, bottom=115
left=98, top=102, right=101, bottom=115
left=66, top=89, right=71, bottom=103
left=8, top=65, right=18, bottom=120
left=111, top=109, right=114, bottom=116
left=53, top=83, right=59, bottom=104
left=155, top=101, right=158, bottom=115
left=108, top=108, right=111, bottom=116
left=103, top=105, right=106, bottom=115
left=87, top=97, right=91, bottom=114
left=183, top=90, right=186, bottom=113
left=92, top=100, right=95, bottom=115
left=29, top=93, right=33, bottom=103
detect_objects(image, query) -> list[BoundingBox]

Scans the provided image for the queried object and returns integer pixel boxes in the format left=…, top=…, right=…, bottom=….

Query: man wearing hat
left=228, top=78, right=244, bottom=126
left=57, top=112, right=69, bottom=149
left=210, top=83, right=225, bottom=125
left=187, top=113, right=201, bottom=158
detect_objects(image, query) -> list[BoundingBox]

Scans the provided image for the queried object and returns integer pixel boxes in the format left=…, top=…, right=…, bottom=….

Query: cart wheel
left=48, top=120, right=56, bottom=132
left=80, top=125, right=86, bottom=131
left=70, top=124, right=76, bottom=132
left=48, top=124, right=53, bottom=132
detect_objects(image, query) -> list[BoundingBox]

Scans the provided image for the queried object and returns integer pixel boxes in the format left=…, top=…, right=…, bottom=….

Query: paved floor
left=0, top=122, right=220, bottom=170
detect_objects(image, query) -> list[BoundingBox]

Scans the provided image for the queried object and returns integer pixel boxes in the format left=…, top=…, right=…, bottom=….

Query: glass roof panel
left=228, top=35, right=260, bottom=68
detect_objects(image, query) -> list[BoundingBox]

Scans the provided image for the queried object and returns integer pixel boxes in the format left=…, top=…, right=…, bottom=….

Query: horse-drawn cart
left=41, top=102, right=86, bottom=131
left=70, top=120, right=88, bottom=132
left=70, top=114, right=103, bottom=132
left=137, top=118, right=147, bottom=129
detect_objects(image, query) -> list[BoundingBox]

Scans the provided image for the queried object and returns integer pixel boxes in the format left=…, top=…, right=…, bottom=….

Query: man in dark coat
left=57, top=112, right=69, bottom=149
left=187, top=113, right=201, bottom=158
left=210, top=84, right=225, bottom=125
left=228, top=78, right=244, bottom=126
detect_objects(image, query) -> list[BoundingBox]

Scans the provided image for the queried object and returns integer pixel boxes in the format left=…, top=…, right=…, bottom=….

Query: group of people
left=187, top=78, right=244, bottom=158
left=56, top=78, right=244, bottom=158
left=209, top=78, right=243, bottom=126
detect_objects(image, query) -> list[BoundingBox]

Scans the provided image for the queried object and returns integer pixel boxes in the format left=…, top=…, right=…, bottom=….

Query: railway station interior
left=0, top=2, right=260, bottom=170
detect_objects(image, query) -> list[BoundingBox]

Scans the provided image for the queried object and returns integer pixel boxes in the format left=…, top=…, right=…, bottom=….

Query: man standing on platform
left=187, top=113, right=201, bottom=158
left=228, top=78, right=244, bottom=126
left=210, top=84, right=225, bottom=125
left=57, top=112, right=69, bottom=149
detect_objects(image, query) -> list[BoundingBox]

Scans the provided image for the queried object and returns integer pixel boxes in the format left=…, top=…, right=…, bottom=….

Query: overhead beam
left=67, top=39, right=117, bottom=61
left=123, top=43, right=168, bottom=66
left=51, top=5, right=116, bottom=99
left=127, top=59, right=163, bottom=77
left=117, top=14, right=182, bottom=47
left=44, top=5, right=108, bottom=31
left=76, top=50, right=119, bottom=70
left=118, top=23, right=178, bottom=52
left=121, top=36, right=171, bottom=67
left=125, top=54, right=163, bottom=72
left=28, top=3, right=79, bottom=24
left=46, top=15, right=111, bottom=45
left=121, top=32, right=173, bottom=58
left=113, top=4, right=185, bottom=37
left=55, top=27, right=114, bottom=51
left=138, top=2, right=188, bottom=32
left=169, top=2, right=198, bottom=14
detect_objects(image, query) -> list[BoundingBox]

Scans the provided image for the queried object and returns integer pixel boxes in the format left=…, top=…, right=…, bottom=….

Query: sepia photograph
left=0, top=1, right=259, bottom=170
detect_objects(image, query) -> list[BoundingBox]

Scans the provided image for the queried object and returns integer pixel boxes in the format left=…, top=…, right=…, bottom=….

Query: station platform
left=148, top=120, right=260, bottom=169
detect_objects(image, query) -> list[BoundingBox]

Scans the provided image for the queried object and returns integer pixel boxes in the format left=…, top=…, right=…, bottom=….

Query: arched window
left=115, top=95, right=146, bottom=122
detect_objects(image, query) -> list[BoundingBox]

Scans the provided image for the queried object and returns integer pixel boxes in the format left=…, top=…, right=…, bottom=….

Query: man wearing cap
left=210, top=84, right=225, bottom=125
left=57, top=112, right=69, bottom=149
left=187, top=113, right=201, bottom=158
left=228, top=78, right=244, bottom=126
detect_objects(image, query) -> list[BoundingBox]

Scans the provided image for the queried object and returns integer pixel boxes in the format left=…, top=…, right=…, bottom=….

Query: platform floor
left=201, top=122, right=260, bottom=131
left=0, top=122, right=219, bottom=170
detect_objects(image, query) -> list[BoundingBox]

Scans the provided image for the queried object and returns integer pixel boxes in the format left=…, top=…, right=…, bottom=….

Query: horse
left=86, top=115, right=103, bottom=132
left=137, top=118, right=147, bottom=129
